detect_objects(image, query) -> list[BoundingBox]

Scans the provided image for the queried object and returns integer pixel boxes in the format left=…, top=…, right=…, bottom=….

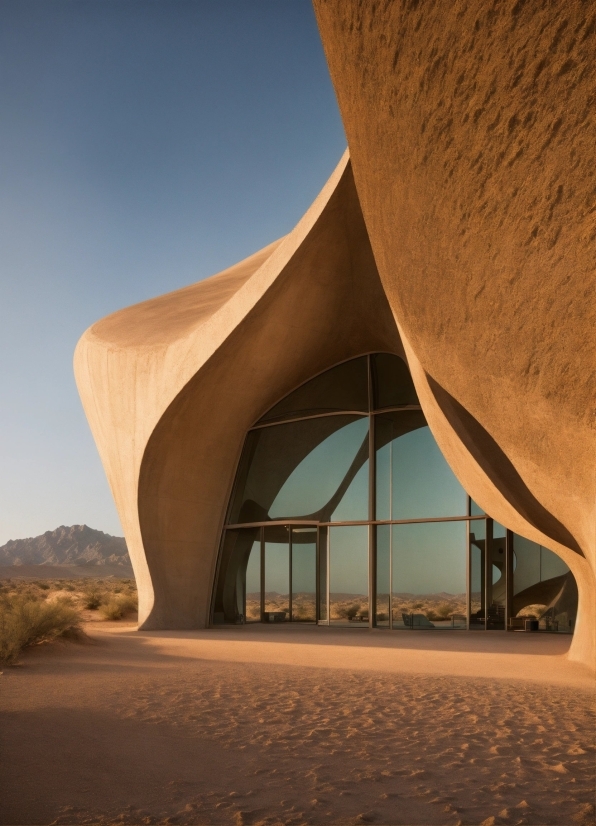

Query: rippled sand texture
left=0, top=626, right=594, bottom=826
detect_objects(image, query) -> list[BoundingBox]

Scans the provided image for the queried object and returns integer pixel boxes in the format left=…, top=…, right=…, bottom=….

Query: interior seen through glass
left=212, top=354, right=576, bottom=632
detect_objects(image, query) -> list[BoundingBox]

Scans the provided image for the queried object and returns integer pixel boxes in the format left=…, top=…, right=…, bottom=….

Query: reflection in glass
left=264, top=525, right=289, bottom=621
left=245, top=538, right=262, bottom=622
left=329, top=526, right=368, bottom=626
left=318, top=526, right=328, bottom=622
left=376, top=413, right=467, bottom=520
left=469, top=498, right=485, bottom=516
left=228, top=416, right=369, bottom=524
left=291, top=527, right=317, bottom=622
left=511, top=534, right=576, bottom=632
left=371, top=353, right=418, bottom=409
left=258, top=356, right=369, bottom=423
left=376, top=525, right=390, bottom=626
left=486, top=522, right=506, bottom=629
left=469, top=520, right=486, bottom=629
left=213, top=527, right=260, bottom=624
left=391, top=522, right=467, bottom=629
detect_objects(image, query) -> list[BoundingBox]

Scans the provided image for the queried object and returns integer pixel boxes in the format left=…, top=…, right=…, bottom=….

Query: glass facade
left=329, top=525, right=369, bottom=626
left=510, top=534, right=576, bottom=632
left=391, top=522, right=467, bottom=629
left=212, top=353, right=576, bottom=633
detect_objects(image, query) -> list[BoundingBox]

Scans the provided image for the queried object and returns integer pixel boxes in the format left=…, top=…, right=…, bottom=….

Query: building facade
left=75, top=0, right=594, bottom=668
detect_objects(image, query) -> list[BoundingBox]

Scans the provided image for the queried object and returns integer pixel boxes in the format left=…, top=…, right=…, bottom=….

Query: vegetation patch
left=0, top=594, right=82, bottom=665
left=99, top=593, right=138, bottom=620
left=0, top=576, right=139, bottom=664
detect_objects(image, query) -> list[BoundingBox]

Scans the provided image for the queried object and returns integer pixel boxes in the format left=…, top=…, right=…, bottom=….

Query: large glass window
left=213, top=527, right=260, bottom=624
left=376, top=524, right=391, bottom=627
left=213, top=353, right=577, bottom=635
left=257, top=356, right=369, bottom=424
left=245, top=538, right=261, bottom=622
left=228, top=415, right=369, bottom=524
left=375, top=412, right=467, bottom=520
left=391, top=522, right=467, bottom=629
left=264, top=525, right=289, bottom=621
left=487, top=522, right=506, bottom=630
left=291, top=526, right=317, bottom=622
left=511, top=535, right=576, bottom=632
left=329, top=525, right=369, bottom=626
left=469, top=520, right=486, bottom=629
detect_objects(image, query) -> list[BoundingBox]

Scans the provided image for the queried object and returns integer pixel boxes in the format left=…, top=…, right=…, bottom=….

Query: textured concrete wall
left=314, top=0, right=595, bottom=666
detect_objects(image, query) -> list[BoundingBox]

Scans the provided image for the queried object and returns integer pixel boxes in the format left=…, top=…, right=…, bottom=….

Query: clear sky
left=0, top=0, right=346, bottom=544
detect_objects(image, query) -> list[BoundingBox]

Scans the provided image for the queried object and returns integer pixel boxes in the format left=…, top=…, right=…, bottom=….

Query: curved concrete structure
left=75, top=3, right=593, bottom=669
left=75, top=154, right=405, bottom=629
left=313, top=0, right=595, bottom=666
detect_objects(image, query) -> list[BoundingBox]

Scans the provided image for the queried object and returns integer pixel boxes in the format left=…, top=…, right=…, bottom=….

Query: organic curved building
left=311, top=0, right=595, bottom=666
left=75, top=1, right=594, bottom=669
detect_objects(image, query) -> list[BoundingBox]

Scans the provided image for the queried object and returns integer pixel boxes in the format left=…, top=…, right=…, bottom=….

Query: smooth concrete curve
left=75, top=153, right=405, bottom=629
left=313, top=0, right=595, bottom=667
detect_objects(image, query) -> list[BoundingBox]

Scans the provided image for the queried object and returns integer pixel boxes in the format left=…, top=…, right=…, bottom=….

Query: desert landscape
left=1, top=523, right=593, bottom=826
left=249, top=592, right=469, bottom=628
left=1, top=580, right=594, bottom=826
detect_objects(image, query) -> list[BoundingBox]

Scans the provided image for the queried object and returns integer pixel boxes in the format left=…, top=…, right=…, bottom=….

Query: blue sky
left=0, top=0, right=345, bottom=544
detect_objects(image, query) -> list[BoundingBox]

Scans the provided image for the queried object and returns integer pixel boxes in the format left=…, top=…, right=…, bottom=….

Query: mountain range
left=0, top=525, right=130, bottom=567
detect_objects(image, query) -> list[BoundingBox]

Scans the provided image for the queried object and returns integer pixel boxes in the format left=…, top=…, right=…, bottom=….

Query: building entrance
left=263, top=524, right=318, bottom=622
left=212, top=354, right=576, bottom=633
left=224, top=523, right=319, bottom=624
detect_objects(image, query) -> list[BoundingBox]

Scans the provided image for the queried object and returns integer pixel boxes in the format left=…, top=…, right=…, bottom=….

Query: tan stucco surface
left=75, top=154, right=404, bottom=630
left=313, top=0, right=595, bottom=666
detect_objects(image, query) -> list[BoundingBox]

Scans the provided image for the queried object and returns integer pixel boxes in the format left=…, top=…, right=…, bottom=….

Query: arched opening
left=212, top=354, right=577, bottom=632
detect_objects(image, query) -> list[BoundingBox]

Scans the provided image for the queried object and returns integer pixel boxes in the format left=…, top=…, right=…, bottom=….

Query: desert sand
left=0, top=624, right=594, bottom=826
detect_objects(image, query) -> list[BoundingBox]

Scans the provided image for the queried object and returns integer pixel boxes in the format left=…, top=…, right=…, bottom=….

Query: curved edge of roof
left=77, top=148, right=350, bottom=354
left=73, top=149, right=352, bottom=475
left=85, top=238, right=285, bottom=349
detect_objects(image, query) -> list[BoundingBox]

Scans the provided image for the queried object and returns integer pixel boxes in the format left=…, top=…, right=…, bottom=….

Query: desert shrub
left=35, top=582, right=50, bottom=591
left=63, top=583, right=76, bottom=592
left=98, top=600, right=122, bottom=620
left=0, top=595, right=82, bottom=665
left=19, top=587, right=41, bottom=603
left=81, top=584, right=104, bottom=610
left=99, top=593, right=138, bottom=621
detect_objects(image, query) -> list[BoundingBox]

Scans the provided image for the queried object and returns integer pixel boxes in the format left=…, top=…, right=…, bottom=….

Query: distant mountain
left=0, top=525, right=130, bottom=567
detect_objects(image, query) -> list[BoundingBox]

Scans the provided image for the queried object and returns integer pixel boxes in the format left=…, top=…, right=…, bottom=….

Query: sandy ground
left=0, top=625, right=594, bottom=826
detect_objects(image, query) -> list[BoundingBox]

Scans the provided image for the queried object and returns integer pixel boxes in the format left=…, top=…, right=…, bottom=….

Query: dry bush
left=0, top=595, right=82, bottom=666
left=99, top=593, right=138, bottom=621
left=81, top=583, right=105, bottom=610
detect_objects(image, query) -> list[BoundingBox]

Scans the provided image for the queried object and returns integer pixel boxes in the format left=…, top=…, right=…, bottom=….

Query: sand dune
left=0, top=625, right=593, bottom=826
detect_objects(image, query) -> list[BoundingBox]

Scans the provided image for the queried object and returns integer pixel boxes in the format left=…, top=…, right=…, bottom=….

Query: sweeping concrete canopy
left=75, top=155, right=406, bottom=631
left=312, top=0, right=595, bottom=665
